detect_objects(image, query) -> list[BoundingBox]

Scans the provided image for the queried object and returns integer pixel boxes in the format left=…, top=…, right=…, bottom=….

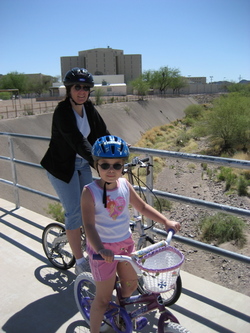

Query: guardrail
left=0, top=131, right=250, bottom=264
left=0, top=100, right=57, bottom=119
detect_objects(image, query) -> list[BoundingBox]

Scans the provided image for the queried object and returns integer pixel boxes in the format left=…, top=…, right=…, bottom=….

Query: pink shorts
left=87, top=236, right=135, bottom=281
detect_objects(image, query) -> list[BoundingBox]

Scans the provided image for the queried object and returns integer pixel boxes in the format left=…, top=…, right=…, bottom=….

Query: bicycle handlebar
left=93, top=228, right=175, bottom=269
left=124, top=156, right=150, bottom=168
left=93, top=253, right=142, bottom=273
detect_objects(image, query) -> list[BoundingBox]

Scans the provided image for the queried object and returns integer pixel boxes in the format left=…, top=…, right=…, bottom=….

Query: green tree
left=170, top=75, right=187, bottom=94
left=151, top=66, right=172, bottom=93
left=227, top=83, right=250, bottom=96
left=146, top=67, right=183, bottom=94
left=0, top=71, right=28, bottom=94
left=142, top=70, right=154, bottom=88
left=131, top=76, right=150, bottom=99
left=53, top=75, right=61, bottom=83
left=0, top=72, right=57, bottom=97
left=205, top=93, right=250, bottom=152
left=27, top=75, right=53, bottom=97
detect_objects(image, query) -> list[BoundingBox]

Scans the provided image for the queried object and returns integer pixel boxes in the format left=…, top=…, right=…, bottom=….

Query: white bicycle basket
left=135, top=245, right=184, bottom=293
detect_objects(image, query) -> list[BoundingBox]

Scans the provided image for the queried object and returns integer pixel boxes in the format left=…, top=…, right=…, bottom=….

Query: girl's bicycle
left=74, top=229, right=189, bottom=333
left=124, top=157, right=182, bottom=306
left=42, top=156, right=182, bottom=305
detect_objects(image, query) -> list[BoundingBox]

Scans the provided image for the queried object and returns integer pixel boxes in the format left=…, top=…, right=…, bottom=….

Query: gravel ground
left=154, top=158, right=250, bottom=296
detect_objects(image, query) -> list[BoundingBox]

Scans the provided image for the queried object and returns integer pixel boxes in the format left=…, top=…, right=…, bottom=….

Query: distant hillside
left=0, top=97, right=196, bottom=216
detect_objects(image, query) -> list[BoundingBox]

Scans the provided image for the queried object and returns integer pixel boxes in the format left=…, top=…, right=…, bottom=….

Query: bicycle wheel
left=42, top=222, right=75, bottom=269
left=74, top=272, right=109, bottom=332
left=136, top=238, right=182, bottom=306
left=162, top=321, right=190, bottom=333
left=109, top=306, right=132, bottom=333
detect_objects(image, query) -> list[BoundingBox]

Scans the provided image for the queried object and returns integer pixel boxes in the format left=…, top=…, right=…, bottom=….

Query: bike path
left=0, top=198, right=249, bottom=333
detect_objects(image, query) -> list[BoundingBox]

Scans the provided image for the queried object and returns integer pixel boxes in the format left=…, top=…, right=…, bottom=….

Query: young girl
left=81, top=135, right=181, bottom=333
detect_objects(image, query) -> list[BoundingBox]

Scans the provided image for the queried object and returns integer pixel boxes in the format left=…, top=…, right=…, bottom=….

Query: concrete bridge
left=1, top=198, right=249, bottom=333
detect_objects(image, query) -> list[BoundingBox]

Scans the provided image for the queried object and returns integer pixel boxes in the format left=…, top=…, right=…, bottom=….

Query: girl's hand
left=98, top=248, right=114, bottom=263
left=166, top=220, right=181, bottom=233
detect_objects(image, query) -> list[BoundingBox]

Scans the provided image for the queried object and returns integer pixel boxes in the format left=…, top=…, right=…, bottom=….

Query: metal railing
left=1, top=131, right=250, bottom=264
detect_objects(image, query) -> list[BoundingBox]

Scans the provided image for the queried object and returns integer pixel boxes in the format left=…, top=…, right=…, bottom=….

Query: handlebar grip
left=93, top=254, right=104, bottom=260
left=168, top=228, right=175, bottom=235
left=124, top=156, right=150, bottom=168
left=140, top=157, right=150, bottom=163
left=166, top=228, right=175, bottom=244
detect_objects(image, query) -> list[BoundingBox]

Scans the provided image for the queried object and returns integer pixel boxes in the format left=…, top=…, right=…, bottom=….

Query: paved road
left=1, top=198, right=249, bottom=333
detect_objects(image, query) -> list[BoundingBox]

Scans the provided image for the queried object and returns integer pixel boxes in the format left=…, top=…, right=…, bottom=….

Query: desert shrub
left=187, top=163, right=196, bottom=170
left=184, top=104, right=203, bottom=119
left=124, top=106, right=131, bottom=114
left=217, top=167, right=237, bottom=191
left=242, top=170, right=250, bottom=180
left=154, top=197, right=172, bottom=212
left=237, top=176, right=249, bottom=196
left=201, top=163, right=207, bottom=170
left=23, top=104, right=34, bottom=115
left=182, top=117, right=195, bottom=126
left=199, top=213, right=246, bottom=247
left=94, top=88, right=104, bottom=105
left=176, top=131, right=192, bottom=146
left=0, top=92, right=11, bottom=100
left=46, top=203, right=65, bottom=223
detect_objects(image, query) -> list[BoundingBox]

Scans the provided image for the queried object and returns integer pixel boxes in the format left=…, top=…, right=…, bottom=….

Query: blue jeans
left=47, top=157, right=92, bottom=230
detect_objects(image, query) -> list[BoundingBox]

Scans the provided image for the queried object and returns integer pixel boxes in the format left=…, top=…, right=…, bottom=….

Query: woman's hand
left=98, top=248, right=114, bottom=263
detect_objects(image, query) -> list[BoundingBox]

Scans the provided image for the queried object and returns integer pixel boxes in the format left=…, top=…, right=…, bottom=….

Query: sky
left=0, top=0, right=250, bottom=83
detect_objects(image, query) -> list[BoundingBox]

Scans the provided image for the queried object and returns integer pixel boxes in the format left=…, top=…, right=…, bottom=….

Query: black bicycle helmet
left=63, top=67, right=94, bottom=87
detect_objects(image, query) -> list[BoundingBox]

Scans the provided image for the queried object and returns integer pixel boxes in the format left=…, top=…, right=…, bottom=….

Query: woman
left=41, top=67, right=110, bottom=275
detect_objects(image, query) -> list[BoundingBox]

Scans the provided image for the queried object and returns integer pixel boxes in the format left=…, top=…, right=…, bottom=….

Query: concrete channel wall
left=0, top=97, right=195, bottom=216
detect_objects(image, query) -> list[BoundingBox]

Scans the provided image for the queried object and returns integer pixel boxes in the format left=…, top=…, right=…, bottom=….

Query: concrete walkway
left=1, top=198, right=249, bottom=333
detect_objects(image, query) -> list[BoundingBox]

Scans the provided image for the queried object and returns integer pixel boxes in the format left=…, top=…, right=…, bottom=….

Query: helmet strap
left=103, top=182, right=111, bottom=208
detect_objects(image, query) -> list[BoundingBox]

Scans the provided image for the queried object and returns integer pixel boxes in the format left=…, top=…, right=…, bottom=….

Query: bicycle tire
left=42, top=222, right=75, bottom=269
left=109, top=306, right=132, bottom=333
left=162, top=321, right=190, bottom=333
left=74, top=272, right=109, bottom=332
left=136, top=238, right=182, bottom=307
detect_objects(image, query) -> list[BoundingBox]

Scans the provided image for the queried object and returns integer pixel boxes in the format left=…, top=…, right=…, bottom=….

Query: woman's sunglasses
left=98, top=163, right=124, bottom=170
left=73, top=85, right=90, bottom=91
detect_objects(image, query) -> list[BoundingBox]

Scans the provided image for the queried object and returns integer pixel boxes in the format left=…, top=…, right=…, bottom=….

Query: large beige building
left=60, top=47, right=142, bottom=84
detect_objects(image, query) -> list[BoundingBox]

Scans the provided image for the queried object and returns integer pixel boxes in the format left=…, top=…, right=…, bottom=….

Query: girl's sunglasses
left=74, top=85, right=90, bottom=91
left=98, top=163, right=124, bottom=170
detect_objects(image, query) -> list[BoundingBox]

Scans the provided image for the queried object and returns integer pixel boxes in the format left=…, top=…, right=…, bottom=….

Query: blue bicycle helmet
left=92, top=136, right=129, bottom=208
left=92, top=135, right=129, bottom=159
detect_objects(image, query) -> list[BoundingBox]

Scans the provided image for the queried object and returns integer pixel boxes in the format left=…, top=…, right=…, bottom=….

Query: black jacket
left=41, top=98, right=110, bottom=183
